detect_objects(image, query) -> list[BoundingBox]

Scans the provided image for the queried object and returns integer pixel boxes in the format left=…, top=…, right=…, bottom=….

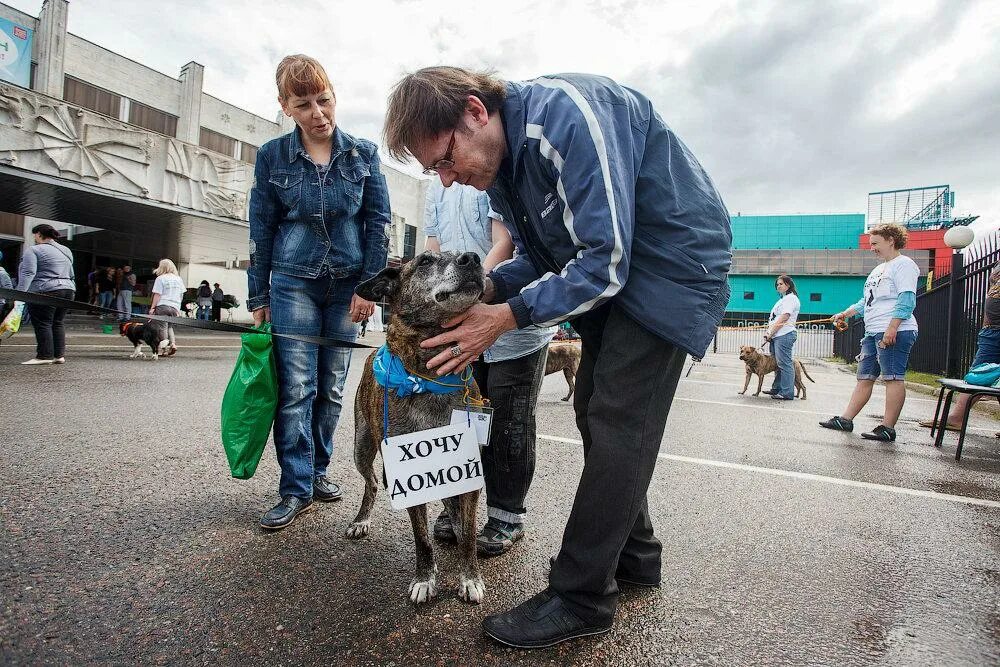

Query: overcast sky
left=6, top=0, right=999, bottom=233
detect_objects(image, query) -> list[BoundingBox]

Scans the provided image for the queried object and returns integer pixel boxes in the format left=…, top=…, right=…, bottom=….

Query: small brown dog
left=347, top=251, right=487, bottom=606
left=738, top=345, right=815, bottom=398
left=545, top=342, right=580, bottom=401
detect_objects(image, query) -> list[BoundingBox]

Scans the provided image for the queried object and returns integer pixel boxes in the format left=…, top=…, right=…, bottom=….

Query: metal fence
left=833, top=233, right=1000, bottom=375
left=714, top=310, right=836, bottom=359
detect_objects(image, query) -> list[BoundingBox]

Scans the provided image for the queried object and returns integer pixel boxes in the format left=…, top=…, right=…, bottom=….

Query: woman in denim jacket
left=248, top=55, right=390, bottom=530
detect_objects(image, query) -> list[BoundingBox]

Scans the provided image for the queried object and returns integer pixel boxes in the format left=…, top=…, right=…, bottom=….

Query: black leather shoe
left=483, top=589, right=613, bottom=649
left=260, top=496, right=314, bottom=530
left=761, top=389, right=776, bottom=395
left=433, top=510, right=457, bottom=542
left=549, top=556, right=659, bottom=588
left=313, top=475, right=342, bottom=502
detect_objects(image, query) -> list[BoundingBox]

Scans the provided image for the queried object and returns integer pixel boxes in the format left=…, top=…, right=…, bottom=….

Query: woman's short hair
left=31, top=223, right=60, bottom=240
left=776, top=274, right=797, bottom=295
left=384, top=66, right=508, bottom=161
left=275, top=54, right=332, bottom=101
left=868, top=223, right=909, bottom=249
left=154, top=259, right=178, bottom=276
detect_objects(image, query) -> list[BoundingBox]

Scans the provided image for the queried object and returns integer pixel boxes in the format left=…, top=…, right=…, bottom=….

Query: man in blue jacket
left=384, top=67, right=732, bottom=648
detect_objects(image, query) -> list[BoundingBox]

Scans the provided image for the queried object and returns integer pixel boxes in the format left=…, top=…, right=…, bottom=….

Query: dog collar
left=372, top=344, right=471, bottom=397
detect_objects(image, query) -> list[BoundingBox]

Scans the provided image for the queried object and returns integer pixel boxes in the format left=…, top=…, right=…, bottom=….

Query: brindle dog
left=545, top=342, right=580, bottom=401
left=738, top=345, right=815, bottom=398
left=346, top=251, right=487, bottom=605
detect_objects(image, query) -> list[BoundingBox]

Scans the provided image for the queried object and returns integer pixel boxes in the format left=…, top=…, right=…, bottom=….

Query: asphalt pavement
left=2, top=324, right=1000, bottom=666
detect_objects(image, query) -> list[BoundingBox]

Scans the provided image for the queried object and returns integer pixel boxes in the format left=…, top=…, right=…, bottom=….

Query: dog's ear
left=355, top=267, right=401, bottom=302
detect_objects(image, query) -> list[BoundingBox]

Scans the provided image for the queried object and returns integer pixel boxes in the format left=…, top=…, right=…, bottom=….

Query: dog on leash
left=738, top=345, right=815, bottom=398
left=545, top=342, right=580, bottom=401
left=346, top=251, right=487, bottom=605
left=119, top=321, right=168, bottom=359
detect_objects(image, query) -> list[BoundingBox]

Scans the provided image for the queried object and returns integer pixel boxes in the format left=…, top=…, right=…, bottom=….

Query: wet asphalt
left=2, top=325, right=1000, bottom=666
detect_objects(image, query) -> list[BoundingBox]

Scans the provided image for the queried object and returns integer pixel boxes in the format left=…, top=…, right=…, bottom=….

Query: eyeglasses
left=422, top=129, right=457, bottom=175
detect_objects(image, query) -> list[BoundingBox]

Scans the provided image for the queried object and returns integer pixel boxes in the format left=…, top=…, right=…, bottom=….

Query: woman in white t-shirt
left=763, top=274, right=801, bottom=400
left=148, top=258, right=186, bottom=355
left=821, top=224, right=920, bottom=442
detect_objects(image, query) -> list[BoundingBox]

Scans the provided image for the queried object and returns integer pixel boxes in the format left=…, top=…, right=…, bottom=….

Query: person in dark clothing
left=211, top=282, right=224, bottom=322
left=384, top=67, right=731, bottom=648
left=97, top=267, right=116, bottom=316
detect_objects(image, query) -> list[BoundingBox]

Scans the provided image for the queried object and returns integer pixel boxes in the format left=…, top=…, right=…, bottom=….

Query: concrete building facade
left=0, top=0, right=427, bottom=320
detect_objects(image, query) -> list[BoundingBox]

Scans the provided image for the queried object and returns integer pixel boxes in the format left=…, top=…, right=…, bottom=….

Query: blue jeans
left=99, top=290, right=114, bottom=311
left=769, top=330, right=797, bottom=398
left=270, top=271, right=358, bottom=499
left=971, top=327, right=1000, bottom=368
left=857, top=330, right=918, bottom=381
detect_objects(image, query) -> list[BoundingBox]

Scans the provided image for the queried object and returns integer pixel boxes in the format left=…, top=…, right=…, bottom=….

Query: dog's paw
left=408, top=575, right=437, bottom=604
left=345, top=521, right=369, bottom=539
left=458, top=574, right=485, bottom=604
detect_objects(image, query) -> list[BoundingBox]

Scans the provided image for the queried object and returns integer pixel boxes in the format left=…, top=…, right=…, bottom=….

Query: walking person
left=384, top=67, right=732, bottom=647
left=211, top=282, right=224, bottom=322
left=196, top=280, right=212, bottom=320
left=424, top=179, right=555, bottom=556
left=762, top=274, right=800, bottom=400
left=821, top=223, right=919, bottom=441
left=16, top=224, right=76, bottom=365
left=247, top=54, right=390, bottom=530
left=148, top=259, right=184, bottom=356
left=116, top=264, right=136, bottom=321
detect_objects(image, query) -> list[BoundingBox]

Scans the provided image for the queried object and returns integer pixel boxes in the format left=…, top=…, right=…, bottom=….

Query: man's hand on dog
left=421, top=303, right=517, bottom=375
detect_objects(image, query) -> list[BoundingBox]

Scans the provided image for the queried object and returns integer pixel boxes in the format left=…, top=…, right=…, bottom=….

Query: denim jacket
left=247, top=126, right=391, bottom=311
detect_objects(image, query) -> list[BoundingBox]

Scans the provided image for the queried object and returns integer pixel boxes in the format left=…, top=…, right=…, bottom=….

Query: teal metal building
left=727, top=213, right=868, bottom=317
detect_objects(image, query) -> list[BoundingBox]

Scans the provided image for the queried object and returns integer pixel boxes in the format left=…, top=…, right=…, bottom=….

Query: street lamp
left=943, top=226, right=974, bottom=377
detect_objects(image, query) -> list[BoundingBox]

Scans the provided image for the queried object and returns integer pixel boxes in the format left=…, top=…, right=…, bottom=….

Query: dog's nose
left=456, top=252, right=480, bottom=267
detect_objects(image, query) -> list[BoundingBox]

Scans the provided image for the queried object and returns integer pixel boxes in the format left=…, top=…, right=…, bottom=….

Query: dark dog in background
left=346, top=251, right=487, bottom=605
left=119, top=321, right=167, bottom=359
left=738, top=345, right=815, bottom=398
left=545, top=342, right=580, bottom=401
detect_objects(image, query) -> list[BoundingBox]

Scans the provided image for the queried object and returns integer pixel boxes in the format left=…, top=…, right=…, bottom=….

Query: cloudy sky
left=6, top=0, right=999, bottom=231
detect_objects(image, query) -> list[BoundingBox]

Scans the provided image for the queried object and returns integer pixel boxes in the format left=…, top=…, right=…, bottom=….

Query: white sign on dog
left=381, top=423, right=484, bottom=510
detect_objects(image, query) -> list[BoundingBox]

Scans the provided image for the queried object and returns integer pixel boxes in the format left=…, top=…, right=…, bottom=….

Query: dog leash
left=0, top=287, right=377, bottom=349
left=717, top=317, right=849, bottom=332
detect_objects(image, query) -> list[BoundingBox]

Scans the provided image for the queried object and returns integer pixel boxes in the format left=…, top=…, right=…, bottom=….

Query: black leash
left=0, top=287, right=377, bottom=350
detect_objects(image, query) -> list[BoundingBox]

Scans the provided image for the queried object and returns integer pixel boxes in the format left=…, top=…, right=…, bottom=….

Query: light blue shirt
left=424, top=181, right=555, bottom=362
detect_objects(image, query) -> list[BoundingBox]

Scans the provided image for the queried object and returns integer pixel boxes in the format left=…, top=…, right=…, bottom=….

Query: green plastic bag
left=221, top=323, right=278, bottom=479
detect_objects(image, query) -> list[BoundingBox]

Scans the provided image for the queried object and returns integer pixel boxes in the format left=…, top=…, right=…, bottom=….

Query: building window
left=743, top=291, right=754, bottom=300
left=403, top=224, right=417, bottom=260
left=128, top=101, right=178, bottom=137
left=240, top=142, right=258, bottom=164
left=199, top=127, right=237, bottom=156
left=63, top=75, right=121, bottom=118
left=810, top=293, right=822, bottom=302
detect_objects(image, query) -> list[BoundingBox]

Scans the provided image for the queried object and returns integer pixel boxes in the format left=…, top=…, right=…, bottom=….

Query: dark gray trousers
left=549, top=302, right=686, bottom=621
left=472, top=345, right=548, bottom=523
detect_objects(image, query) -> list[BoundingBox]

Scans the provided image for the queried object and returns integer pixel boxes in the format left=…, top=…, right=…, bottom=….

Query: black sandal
left=819, top=416, right=854, bottom=432
left=861, top=425, right=896, bottom=442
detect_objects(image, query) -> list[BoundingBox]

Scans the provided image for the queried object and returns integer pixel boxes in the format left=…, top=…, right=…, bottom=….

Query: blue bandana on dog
left=372, top=344, right=470, bottom=397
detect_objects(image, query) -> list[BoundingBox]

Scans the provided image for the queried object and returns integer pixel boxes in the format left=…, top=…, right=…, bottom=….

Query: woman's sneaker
left=477, top=518, right=525, bottom=557
left=819, top=416, right=854, bottom=431
left=21, top=358, right=54, bottom=365
left=861, top=425, right=896, bottom=442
